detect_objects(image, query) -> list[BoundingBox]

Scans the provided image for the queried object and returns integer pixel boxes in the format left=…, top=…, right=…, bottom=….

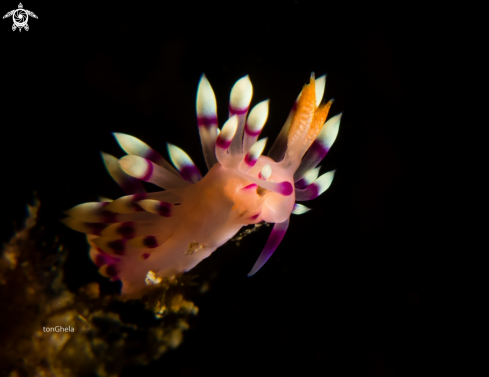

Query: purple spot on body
left=229, top=105, right=248, bottom=115
left=279, top=182, right=293, bottom=196
left=291, top=102, right=297, bottom=112
left=244, top=122, right=261, bottom=137
left=242, top=183, right=258, bottom=190
left=143, top=236, right=158, bottom=248
left=157, top=202, right=172, bottom=217
left=142, top=253, right=150, bottom=260
left=197, top=115, right=218, bottom=129
left=107, top=240, right=126, bottom=255
left=244, top=153, right=257, bottom=167
left=179, top=164, right=202, bottom=184
left=216, top=136, right=232, bottom=149
left=117, top=222, right=135, bottom=239
left=250, top=213, right=260, bottom=220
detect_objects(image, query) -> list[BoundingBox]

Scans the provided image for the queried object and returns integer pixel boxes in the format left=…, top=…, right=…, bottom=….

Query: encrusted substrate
left=0, top=197, right=199, bottom=377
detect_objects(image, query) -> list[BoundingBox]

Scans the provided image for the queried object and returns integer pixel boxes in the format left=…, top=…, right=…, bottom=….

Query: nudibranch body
left=63, top=74, right=342, bottom=299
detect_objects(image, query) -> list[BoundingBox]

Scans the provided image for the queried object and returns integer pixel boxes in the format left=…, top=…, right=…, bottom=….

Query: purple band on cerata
left=295, top=183, right=319, bottom=201
left=244, top=153, right=257, bottom=167
left=94, top=248, right=121, bottom=265
left=131, top=193, right=147, bottom=211
left=144, top=149, right=162, bottom=165
left=307, top=140, right=329, bottom=161
left=89, top=223, right=107, bottom=236
left=308, top=183, right=320, bottom=199
left=143, top=236, right=158, bottom=248
left=229, top=105, right=248, bottom=115
left=142, top=253, right=150, bottom=260
left=140, top=158, right=153, bottom=182
left=120, top=178, right=144, bottom=195
left=295, top=178, right=308, bottom=190
left=157, top=202, right=172, bottom=217
left=100, top=209, right=118, bottom=223
left=244, top=122, right=261, bottom=137
left=216, top=136, right=232, bottom=149
left=94, top=254, right=106, bottom=267
left=106, top=264, right=119, bottom=279
left=117, top=222, right=135, bottom=239
left=179, top=165, right=202, bottom=184
left=107, top=239, right=126, bottom=255
left=197, top=115, right=218, bottom=129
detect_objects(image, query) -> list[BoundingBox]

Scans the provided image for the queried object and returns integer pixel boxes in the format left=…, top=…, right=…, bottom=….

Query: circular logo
left=13, top=9, right=28, bottom=28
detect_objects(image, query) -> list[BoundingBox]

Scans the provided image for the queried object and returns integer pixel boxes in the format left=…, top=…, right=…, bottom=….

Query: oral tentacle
left=248, top=217, right=289, bottom=276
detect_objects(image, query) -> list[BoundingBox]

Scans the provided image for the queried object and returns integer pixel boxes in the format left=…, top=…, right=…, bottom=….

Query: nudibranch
left=63, top=73, right=342, bottom=299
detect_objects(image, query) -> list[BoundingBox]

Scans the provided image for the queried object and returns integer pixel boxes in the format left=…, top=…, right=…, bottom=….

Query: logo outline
left=3, top=3, right=37, bottom=32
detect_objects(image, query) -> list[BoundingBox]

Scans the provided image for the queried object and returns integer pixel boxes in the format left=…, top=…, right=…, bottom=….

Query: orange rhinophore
left=62, top=73, right=342, bottom=299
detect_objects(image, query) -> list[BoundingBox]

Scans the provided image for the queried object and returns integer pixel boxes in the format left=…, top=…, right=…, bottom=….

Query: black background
left=1, top=0, right=462, bottom=376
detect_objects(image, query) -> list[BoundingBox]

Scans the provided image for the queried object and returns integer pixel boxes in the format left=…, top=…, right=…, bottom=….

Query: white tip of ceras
left=315, top=169, right=336, bottom=195
left=317, top=112, right=342, bottom=148
left=230, top=75, right=253, bottom=114
left=196, top=74, right=217, bottom=118
left=242, top=138, right=268, bottom=171
left=216, top=115, right=239, bottom=166
left=260, top=164, right=272, bottom=180
left=119, top=155, right=151, bottom=180
left=246, top=99, right=269, bottom=134
left=167, top=143, right=191, bottom=169
left=113, top=133, right=147, bottom=156
left=301, top=166, right=321, bottom=186
left=216, top=115, right=238, bottom=149
left=315, top=74, right=326, bottom=107
left=167, top=143, right=202, bottom=183
left=292, top=203, right=311, bottom=215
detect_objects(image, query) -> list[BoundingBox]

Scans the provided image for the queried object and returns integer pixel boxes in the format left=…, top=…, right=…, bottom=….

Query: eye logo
left=3, top=3, right=37, bottom=32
